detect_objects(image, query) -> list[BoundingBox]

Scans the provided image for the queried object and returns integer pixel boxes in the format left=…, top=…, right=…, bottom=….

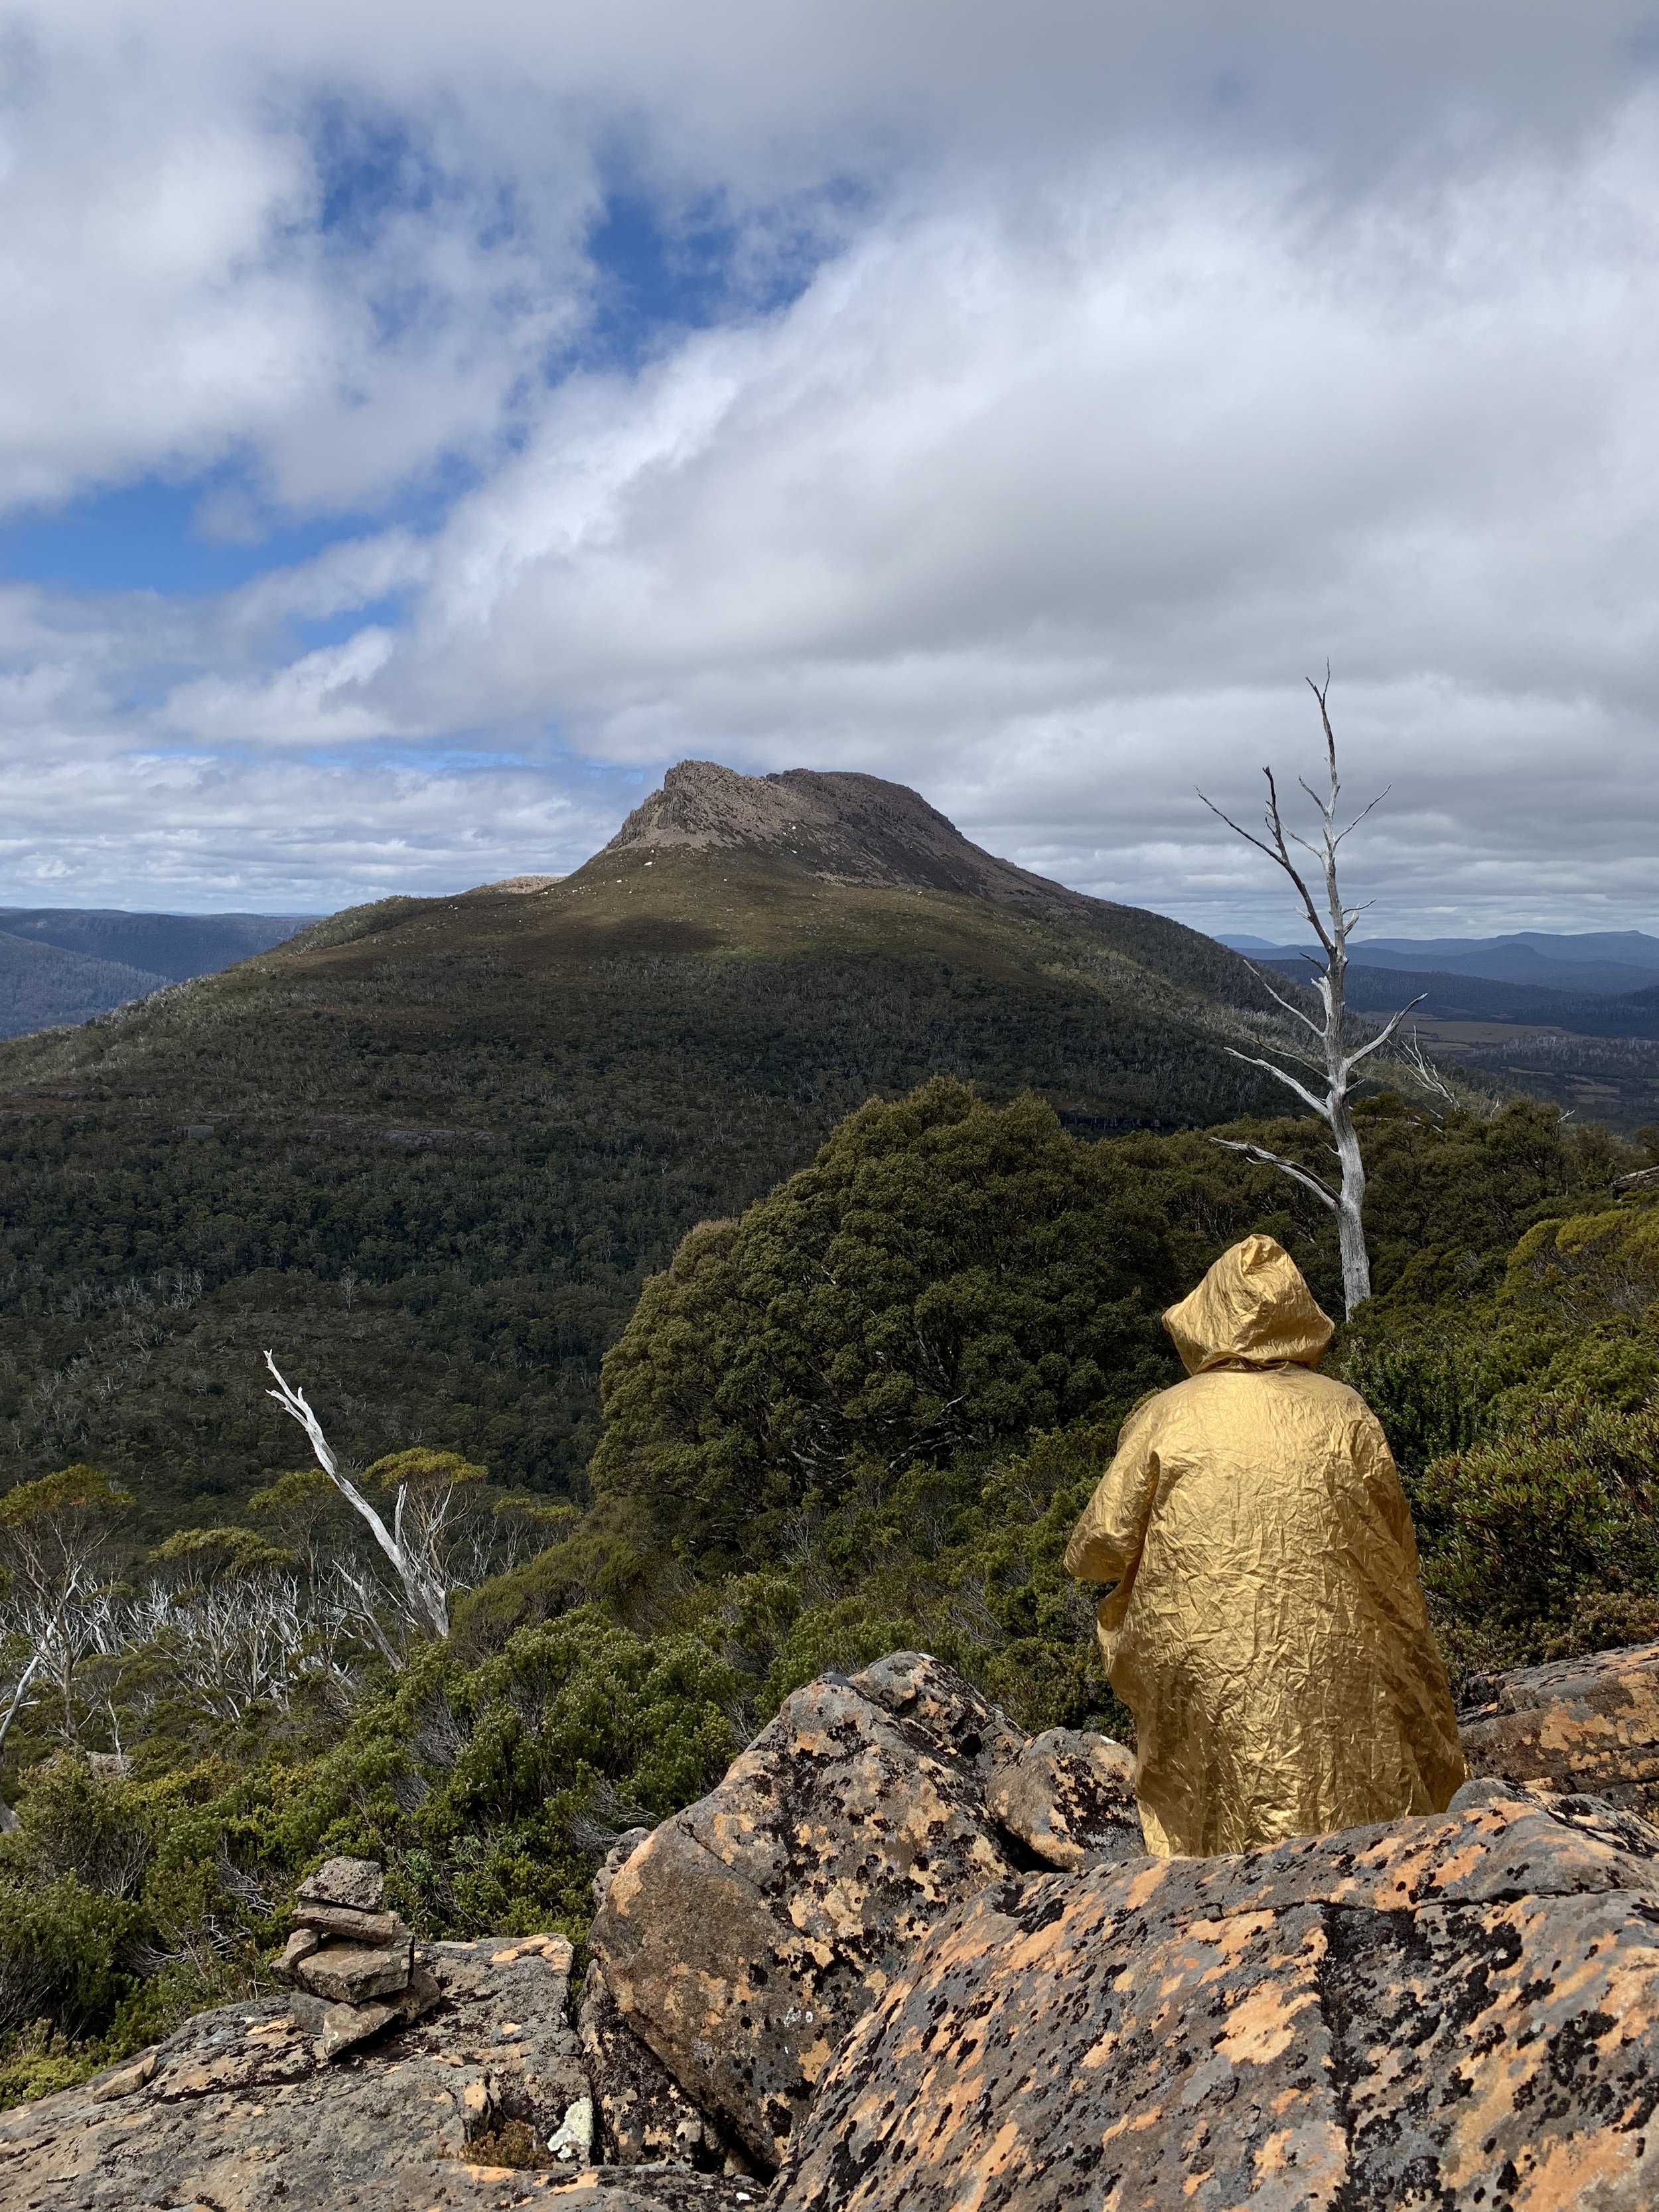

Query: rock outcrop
left=0, top=1931, right=591, bottom=2211
left=1460, top=1637, right=1659, bottom=1817
left=603, top=763, right=1105, bottom=916
left=587, top=1655, right=1141, bottom=2172
left=19, top=1641, right=1659, bottom=2212
left=777, top=1779, right=1659, bottom=2211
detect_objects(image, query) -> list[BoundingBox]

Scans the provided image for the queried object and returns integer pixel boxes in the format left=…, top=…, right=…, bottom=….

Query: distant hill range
left=0, top=759, right=1291, bottom=1534
left=1223, top=930, right=1659, bottom=1039
left=0, top=907, right=315, bottom=1040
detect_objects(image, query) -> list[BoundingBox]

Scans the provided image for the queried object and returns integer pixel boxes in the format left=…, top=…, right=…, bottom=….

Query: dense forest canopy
left=0, top=847, right=1290, bottom=1542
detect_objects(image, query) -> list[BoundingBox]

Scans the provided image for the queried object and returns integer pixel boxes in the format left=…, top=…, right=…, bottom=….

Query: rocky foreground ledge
left=7, top=1643, right=1659, bottom=2211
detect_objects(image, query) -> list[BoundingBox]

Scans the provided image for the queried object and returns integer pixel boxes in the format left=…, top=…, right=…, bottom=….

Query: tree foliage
left=591, top=1080, right=1183, bottom=1551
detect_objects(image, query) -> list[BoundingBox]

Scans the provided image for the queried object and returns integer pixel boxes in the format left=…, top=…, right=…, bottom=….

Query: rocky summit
left=9, top=1644, right=1659, bottom=2211
left=602, top=763, right=1099, bottom=912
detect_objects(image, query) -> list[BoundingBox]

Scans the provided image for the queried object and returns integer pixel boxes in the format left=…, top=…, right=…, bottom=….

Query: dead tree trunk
left=264, top=1354, right=450, bottom=1641
left=1199, top=675, right=1422, bottom=1318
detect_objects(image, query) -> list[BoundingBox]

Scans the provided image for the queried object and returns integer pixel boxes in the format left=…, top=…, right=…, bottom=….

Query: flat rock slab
left=589, top=1655, right=1023, bottom=2171
left=776, top=1783, right=1659, bottom=2212
left=297, top=1854, right=385, bottom=1911
left=0, top=1934, right=587, bottom=2212
left=1461, top=1638, right=1659, bottom=1817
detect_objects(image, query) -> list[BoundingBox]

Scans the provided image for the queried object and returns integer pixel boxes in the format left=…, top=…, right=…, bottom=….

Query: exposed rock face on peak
left=1459, top=1636, right=1659, bottom=1817
left=604, top=763, right=1098, bottom=913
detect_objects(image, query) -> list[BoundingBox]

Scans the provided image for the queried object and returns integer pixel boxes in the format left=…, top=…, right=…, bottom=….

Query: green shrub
left=0, top=1874, right=145, bottom=2043
left=1414, top=1396, right=1659, bottom=1679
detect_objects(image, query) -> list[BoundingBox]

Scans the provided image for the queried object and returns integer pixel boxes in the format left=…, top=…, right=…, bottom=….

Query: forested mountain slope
left=0, top=763, right=1287, bottom=1537
left=0, top=909, right=315, bottom=1040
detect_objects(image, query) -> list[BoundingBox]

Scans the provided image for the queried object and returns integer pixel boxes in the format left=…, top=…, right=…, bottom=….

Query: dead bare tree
left=263, top=1354, right=451, bottom=1642
left=1199, top=674, right=1423, bottom=1317
left=0, top=1467, right=129, bottom=1789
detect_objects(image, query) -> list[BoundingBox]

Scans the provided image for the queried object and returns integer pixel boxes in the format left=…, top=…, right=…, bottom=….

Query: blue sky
left=4, top=2, right=1659, bottom=931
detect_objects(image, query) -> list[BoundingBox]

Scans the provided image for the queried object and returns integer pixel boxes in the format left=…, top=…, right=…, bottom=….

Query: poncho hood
left=1162, top=1234, right=1334, bottom=1375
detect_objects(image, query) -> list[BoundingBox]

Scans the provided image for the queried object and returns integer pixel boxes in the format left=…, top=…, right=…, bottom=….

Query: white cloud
left=4, top=3, right=1659, bottom=926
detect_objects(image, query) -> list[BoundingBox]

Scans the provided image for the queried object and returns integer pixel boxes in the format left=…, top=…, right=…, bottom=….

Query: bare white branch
left=265, top=1353, right=449, bottom=1642
left=1224, top=1047, right=1332, bottom=1121
left=1210, top=1137, right=1339, bottom=1211
left=1202, top=671, right=1415, bottom=1315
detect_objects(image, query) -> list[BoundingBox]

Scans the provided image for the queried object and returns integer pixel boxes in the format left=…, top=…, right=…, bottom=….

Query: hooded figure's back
left=1064, top=1234, right=1463, bottom=1857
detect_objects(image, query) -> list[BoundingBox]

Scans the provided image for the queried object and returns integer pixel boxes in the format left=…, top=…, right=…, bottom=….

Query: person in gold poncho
left=1064, top=1233, right=1464, bottom=1858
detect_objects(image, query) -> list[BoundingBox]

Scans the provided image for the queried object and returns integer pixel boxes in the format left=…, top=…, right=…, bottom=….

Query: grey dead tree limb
left=1198, top=673, right=1423, bottom=1317
left=263, top=1353, right=451, bottom=1641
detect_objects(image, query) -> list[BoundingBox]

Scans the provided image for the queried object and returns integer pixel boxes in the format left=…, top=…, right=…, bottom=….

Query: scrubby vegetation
left=1, top=1057, right=1655, bottom=2109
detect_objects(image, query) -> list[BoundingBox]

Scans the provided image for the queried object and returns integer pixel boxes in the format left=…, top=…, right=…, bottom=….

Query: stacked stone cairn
left=272, top=1856, right=441, bottom=2061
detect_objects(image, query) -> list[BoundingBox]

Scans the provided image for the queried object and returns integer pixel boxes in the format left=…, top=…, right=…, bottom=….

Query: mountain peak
left=604, top=760, right=1093, bottom=912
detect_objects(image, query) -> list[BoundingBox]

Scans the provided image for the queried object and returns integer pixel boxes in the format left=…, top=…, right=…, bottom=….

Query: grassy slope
left=0, top=848, right=1286, bottom=1537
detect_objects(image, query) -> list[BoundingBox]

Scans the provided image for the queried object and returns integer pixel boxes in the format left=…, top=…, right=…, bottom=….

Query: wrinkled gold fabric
left=1065, top=1234, right=1465, bottom=1858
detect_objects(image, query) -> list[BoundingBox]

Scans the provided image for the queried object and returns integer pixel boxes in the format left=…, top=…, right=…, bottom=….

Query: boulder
left=297, top=1854, right=386, bottom=1911
left=1460, top=1637, right=1659, bottom=1817
left=587, top=1655, right=1027, bottom=2172
left=775, top=1780, right=1659, bottom=2212
left=0, top=1933, right=587, bottom=2211
left=986, top=1727, right=1141, bottom=1868
left=579, top=1958, right=745, bottom=2172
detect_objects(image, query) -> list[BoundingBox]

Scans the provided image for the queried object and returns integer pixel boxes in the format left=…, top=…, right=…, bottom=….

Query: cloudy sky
left=3, top=3, right=1658, bottom=934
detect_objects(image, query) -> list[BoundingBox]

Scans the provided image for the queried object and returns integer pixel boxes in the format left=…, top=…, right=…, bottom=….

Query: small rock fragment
left=987, top=1728, right=1143, bottom=1868
left=592, top=1828, right=652, bottom=1912
left=293, top=1902, right=411, bottom=1945
left=547, top=2094, right=595, bottom=2162
left=273, top=1927, right=322, bottom=1980
left=296, top=1856, right=385, bottom=1912
left=391, top=1962, right=442, bottom=2026
left=295, top=1937, right=413, bottom=2005
left=313, top=2000, right=395, bottom=2063
left=89, top=2049, right=158, bottom=2103
left=307, top=1962, right=440, bottom=2063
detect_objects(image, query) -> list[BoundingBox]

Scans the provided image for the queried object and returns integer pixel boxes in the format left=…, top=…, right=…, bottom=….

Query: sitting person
left=1064, top=1232, right=1464, bottom=1857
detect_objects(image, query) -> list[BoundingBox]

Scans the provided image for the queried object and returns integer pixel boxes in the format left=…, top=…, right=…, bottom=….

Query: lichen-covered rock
left=593, top=1827, right=654, bottom=1912
left=1460, top=1638, right=1659, bottom=1817
left=0, top=1933, right=586, bottom=2211
left=775, top=1781, right=1659, bottom=2212
left=579, top=1958, right=740, bottom=2170
left=588, top=1655, right=1022, bottom=2171
left=986, top=1727, right=1141, bottom=1868
left=850, top=1651, right=1026, bottom=1777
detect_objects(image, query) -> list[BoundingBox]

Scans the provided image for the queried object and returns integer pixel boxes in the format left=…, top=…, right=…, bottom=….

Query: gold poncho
left=1064, top=1234, right=1464, bottom=1857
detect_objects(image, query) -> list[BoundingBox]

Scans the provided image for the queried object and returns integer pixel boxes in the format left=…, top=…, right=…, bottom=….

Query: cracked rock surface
left=0, top=1933, right=588, bottom=2212
left=774, top=1779, right=1659, bottom=2212
left=587, top=1655, right=1043, bottom=2171
left=1460, top=1637, right=1659, bottom=1817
